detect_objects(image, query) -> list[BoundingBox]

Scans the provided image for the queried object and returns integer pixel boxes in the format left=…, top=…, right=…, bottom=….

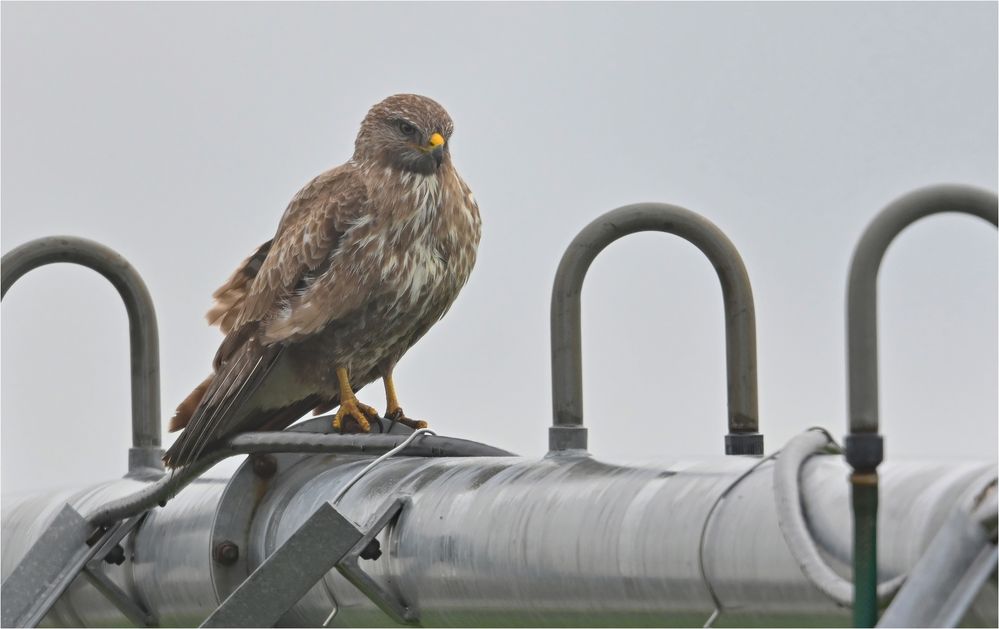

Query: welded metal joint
left=844, top=184, right=998, bottom=628
left=1, top=236, right=164, bottom=474
left=549, top=203, right=762, bottom=455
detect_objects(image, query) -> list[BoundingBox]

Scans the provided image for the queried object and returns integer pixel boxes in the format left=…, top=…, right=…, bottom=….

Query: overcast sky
left=2, top=2, right=996, bottom=495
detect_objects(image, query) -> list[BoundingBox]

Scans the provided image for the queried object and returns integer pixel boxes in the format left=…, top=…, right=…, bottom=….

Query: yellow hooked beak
left=427, top=132, right=445, bottom=150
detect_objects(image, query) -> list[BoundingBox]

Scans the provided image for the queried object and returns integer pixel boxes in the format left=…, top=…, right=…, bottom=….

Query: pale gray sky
left=2, top=2, right=996, bottom=495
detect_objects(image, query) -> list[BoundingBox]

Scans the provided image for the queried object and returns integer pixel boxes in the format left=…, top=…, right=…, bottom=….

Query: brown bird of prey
left=163, top=94, right=481, bottom=468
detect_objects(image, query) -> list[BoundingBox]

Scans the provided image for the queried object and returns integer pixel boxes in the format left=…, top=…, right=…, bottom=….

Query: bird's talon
left=332, top=399, right=378, bottom=434
left=385, top=407, right=428, bottom=431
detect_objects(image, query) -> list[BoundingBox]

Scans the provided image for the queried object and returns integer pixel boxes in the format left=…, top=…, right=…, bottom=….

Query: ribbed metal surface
left=2, top=452, right=995, bottom=627
left=133, top=479, right=228, bottom=627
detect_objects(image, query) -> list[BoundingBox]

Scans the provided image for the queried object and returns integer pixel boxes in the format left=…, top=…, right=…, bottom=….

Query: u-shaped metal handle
left=1, top=236, right=163, bottom=474
left=843, top=184, right=998, bottom=628
left=549, top=203, right=763, bottom=455
left=847, top=184, right=998, bottom=442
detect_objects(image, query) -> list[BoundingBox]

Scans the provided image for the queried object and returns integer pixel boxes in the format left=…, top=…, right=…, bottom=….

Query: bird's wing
left=164, top=165, right=370, bottom=467
left=235, top=166, right=370, bottom=334
left=205, top=239, right=273, bottom=334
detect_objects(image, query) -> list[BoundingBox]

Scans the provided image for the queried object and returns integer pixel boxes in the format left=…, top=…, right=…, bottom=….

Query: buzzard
left=163, top=94, right=481, bottom=468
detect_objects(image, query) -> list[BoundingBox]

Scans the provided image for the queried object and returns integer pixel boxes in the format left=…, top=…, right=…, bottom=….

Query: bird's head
left=354, top=94, right=455, bottom=176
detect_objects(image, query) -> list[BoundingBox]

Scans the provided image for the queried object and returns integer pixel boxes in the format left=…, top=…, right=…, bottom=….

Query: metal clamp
left=844, top=184, right=998, bottom=627
left=1, top=236, right=163, bottom=474
left=549, top=203, right=763, bottom=455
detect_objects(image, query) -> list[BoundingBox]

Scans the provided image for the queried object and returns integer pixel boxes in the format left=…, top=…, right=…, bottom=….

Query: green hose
left=851, top=474, right=879, bottom=627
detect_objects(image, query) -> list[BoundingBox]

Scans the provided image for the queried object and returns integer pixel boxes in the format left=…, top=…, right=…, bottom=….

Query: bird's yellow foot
left=332, top=398, right=379, bottom=433
left=386, top=407, right=429, bottom=431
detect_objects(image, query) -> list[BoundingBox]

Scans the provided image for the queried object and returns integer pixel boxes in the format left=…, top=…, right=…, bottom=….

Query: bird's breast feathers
left=263, top=166, right=479, bottom=342
left=370, top=169, right=481, bottom=308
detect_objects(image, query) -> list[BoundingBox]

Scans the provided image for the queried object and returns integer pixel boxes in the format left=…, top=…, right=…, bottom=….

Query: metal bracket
left=81, top=513, right=155, bottom=627
left=202, top=497, right=415, bottom=628
left=336, top=497, right=416, bottom=625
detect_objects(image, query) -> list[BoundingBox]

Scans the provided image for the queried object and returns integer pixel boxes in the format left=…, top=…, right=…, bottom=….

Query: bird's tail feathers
left=169, top=375, right=213, bottom=433
left=163, top=342, right=284, bottom=468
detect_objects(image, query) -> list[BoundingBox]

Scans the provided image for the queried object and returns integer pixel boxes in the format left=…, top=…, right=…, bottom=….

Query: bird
left=162, top=94, right=481, bottom=468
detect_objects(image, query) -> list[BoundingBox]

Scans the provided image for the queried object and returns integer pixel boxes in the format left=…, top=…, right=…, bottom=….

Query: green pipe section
left=852, top=475, right=879, bottom=627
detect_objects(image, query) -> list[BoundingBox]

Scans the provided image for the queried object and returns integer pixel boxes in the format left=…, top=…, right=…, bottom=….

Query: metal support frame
left=1, top=236, right=164, bottom=474
left=202, top=502, right=365, bottom=628
left=202, top=430, right=434, bottom=627
left=844, top=184, right=999, bottom=627
left=80, top=514, right=155, bottom=627
left=549, top=203, right=762, bottom=455
left=0, top=507, right=153, bottom=628
left=0, top=505, right=98, bottom=628
left=876, top=485, right=998, bottom=628
left=202, top=497, right=415, bottom=628
left=335, top=498, right=417, bottom=625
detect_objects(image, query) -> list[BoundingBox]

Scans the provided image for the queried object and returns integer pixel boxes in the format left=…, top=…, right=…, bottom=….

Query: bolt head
left=214, top=541, right=240, bottom=565
left=360, top=539, right=382, bottom=561
left=104, top=545, right=126, bottom=566
left=250, top=453, right=278, bottom=479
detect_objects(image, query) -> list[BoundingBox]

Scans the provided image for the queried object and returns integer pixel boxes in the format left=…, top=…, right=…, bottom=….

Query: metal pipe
left=550, top=203, right=762, bottom=455
left=847, top=184, right=998, bottom=435
left=844, top=184, right=999, bottom=626
left=1, top=236, right=163, bottom=474
left=772, top=429, right=904, bottom=606
left=851, top=480, right=880, bottom=627
left=2, top=434, right=994, bottom=627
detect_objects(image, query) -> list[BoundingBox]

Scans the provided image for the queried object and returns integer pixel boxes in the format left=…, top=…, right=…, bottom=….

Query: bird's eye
left=398, top=121, right=416, bottom=136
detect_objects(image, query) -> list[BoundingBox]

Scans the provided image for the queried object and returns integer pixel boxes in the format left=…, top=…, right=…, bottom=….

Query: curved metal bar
left=87, top=428, right=515, bottom=526
left=1, top=236, right=163, bottom=473
left=550, top=203, right=762, bottom=455
left=847, top=184, right=998, bottom=437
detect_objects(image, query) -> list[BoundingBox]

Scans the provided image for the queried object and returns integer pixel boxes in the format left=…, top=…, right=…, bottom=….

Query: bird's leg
left=383, top=372, right=428, bottom=431
left=331, top=367, right=379, bottom=433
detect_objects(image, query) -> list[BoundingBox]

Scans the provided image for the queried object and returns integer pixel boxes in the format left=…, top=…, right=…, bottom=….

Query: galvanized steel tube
left=3, top=446, right=994, bottom=627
